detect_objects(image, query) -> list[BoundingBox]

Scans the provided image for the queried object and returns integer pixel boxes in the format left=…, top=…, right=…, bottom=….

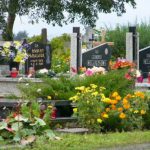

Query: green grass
left=21, top=131, right=150, bottom=150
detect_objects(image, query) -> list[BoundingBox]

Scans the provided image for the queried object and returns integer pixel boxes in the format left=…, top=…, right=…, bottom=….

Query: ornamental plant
left=0, top=101, right=55, bottom=144
left=69, top=84, right=107, bottom=132
left=70, top=85, right=149, bottom=132
left=0, top=41, right=28, bottom=63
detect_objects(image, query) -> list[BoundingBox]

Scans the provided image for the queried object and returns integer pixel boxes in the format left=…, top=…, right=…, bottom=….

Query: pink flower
left=85, top=69, right=94, bottom=76
left=5, top=127, right=13, bottom=132
left=125, top=73, right=131, bottom=80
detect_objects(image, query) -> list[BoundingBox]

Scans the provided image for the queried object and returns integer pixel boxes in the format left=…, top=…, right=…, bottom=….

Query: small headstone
left=82, top=43, right=111, bottom=70
left=25, top=42, right=51, bottom=73
left=139, top=46, right=150, bottom=78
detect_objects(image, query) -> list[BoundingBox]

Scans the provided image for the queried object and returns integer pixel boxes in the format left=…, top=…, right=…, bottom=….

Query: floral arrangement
left=69, top=84, right=148, bottom=132
left=110, top=58, right=135, bottom=70
left=1, top=41, right=28, bottom=63
left=125, top=68, right=141, bottom=80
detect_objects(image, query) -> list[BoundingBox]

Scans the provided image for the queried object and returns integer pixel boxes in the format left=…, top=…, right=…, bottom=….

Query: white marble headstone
left=70, top=33, right=77, bottom=75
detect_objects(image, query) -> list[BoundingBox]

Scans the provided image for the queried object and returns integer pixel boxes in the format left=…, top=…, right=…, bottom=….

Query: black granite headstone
left=139, top=46, right=150, bottom=78
left=25, top=42, right=51, bottom=73
left=82, top=43, right=111, bottom=70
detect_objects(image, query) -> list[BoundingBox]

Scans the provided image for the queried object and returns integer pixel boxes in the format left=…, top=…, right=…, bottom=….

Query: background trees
left=0, top=0, right=136, bottom=40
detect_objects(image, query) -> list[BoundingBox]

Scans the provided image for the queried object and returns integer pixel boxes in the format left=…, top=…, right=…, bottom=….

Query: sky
left=13, top=0, right=150, bottom=40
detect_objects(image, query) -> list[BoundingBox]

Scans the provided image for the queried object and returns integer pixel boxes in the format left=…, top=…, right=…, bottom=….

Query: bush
left=70, top=86, right=149, bottom=132
left=19, top=69, right=134, bottom=100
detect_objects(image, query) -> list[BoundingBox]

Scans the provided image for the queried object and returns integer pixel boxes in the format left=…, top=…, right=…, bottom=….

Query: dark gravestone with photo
left=25, top=42, right=51, bottom=73
left=82, top=43, right=111, bottom=70
left=139, top=46, right=150, bottom=78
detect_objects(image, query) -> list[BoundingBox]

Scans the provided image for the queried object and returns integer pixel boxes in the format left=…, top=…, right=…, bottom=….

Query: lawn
left=20, top=131, right=150, bottom=150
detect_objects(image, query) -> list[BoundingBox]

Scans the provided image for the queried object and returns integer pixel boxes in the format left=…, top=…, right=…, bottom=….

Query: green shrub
left=19, top=69, right=134, bottom=100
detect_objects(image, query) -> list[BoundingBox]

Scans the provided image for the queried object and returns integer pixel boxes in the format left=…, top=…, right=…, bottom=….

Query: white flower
left=136, top=70, right=141, bottom=78
left=37, top=88, right=41, bottom=92
left=25, top=83, right=29, bottom=86
left=39, top=68, right=48, bottom=74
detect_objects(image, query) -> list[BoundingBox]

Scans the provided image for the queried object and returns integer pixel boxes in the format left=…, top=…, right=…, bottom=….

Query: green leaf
left=34, top=117, right=46, bottom=126
left=0, top=136, right=4, bottom=141
left=13, top=133, right=21, bottom=142
left=12, top=122, right=23, bottom=131
left=14, top=115, right=28, bottom=122
left=45, top=129, right=55, bottom=139
left=0, top=122, right=7, bottom=130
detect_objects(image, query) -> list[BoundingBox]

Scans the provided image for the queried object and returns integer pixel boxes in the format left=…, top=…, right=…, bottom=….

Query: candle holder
left=10, top=67, right=18, bottom=78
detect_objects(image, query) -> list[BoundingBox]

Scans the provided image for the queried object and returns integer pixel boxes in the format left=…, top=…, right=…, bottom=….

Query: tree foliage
left=14, top=30, right=28, bottom=40
left=0, top=0, right=136, bottom=40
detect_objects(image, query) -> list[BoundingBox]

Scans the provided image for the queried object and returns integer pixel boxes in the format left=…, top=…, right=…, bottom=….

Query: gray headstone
left=139, top=46, right=150, bottom=78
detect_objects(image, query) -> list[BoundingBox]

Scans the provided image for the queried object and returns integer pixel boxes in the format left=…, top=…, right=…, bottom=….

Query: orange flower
left=123, top=103, right=130, bottom=109
left=110, top=100, right=118, bottom=105
left=116, top=95, right=121, bottom=101
left=118, top=107, right=123, bottom=112
left=134, top=91, right=145, bottom=99
left=111, top=105, right=116, bottom=110
left=119, top=113, right=126, bottom=119
left=123, top=98, right=128, bottom=105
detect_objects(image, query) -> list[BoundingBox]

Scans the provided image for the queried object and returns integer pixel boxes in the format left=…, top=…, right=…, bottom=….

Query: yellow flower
left=134, top=91, right=145, bottom=99
left=106, top=107, right=110, bottom=112
left=101, top=98, right=111, bottom=103
left=140, top=110, right=146, bottom=115
left=119, top=113, right=126, bottom=119
left=48, top=105, right=53, bottom=109
left=102, top=113, right=109, bottom=118
left=90, top=84, right=97, bottom=89
left=69, top=95, right=79, bottom=101
left=112, top=92, right=119, bottom=98
left=97, top=118, right=102, bottom=123
left=73, top=108, right=78, bottom=113
left=134, top=110, right=139, bottom=114
left=91, top=91, right=98, bottom=96
left=47, top=96, right=52, bottom=100
left=126, top=94, right=132, bottom=99
left=75, top=86, right=85, bottom=91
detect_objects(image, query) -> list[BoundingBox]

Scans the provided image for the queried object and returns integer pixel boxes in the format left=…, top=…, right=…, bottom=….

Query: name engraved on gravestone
left=25, top=42, right=51, bottom=73
left=82, top=43, right=111, bottom=70
left=139, top=46, right=150, bottom=78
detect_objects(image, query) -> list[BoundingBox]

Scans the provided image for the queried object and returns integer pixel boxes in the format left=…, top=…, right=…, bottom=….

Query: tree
left=0, top=0, right=136, bottom=40
left=14, top=30, right=28, bottom=40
